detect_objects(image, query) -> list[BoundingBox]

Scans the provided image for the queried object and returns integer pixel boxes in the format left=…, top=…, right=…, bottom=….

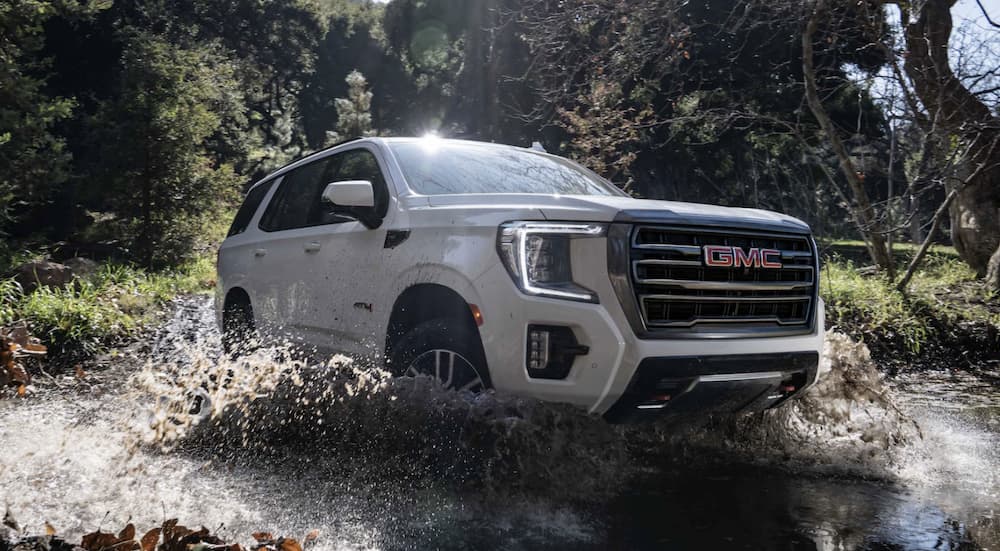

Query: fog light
left=528, top=329, right=550, bottom=370
left=525, top=325, right=589, bottom=380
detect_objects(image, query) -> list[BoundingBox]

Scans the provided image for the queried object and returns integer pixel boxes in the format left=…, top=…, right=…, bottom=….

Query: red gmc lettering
left=733, top=247, right=760, bottom=268
left=703, top=245, right=734, bottom=267
left=760, top=249, right=782, bottom=269
left=703, top=246, right=783, bottom=269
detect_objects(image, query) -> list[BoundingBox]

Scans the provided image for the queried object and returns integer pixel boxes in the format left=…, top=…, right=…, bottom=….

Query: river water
left=1, top=297, right=997, bottom=550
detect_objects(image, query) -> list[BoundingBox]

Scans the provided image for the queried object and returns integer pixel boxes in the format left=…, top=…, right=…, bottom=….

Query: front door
left=297, top=146, right=394, bottom=358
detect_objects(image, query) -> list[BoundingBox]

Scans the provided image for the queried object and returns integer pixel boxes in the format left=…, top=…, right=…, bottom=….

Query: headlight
left=497, top=221, right=606, bottom=302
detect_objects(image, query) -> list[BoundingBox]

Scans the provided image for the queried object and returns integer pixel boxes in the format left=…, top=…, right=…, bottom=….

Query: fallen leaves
left=0, top=520, right=323, bottom=551
left=139, top=528, right=160, bottom=551
left=250, top=531, right=310, bottom=551
left=1, top=510, right=320, bottom=551
left=1, top=326, right=47, bottom=394
left=80, top=524, right=137, bottom=551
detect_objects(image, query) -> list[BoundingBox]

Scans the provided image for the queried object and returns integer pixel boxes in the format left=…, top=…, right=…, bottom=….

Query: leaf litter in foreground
left=0, top=516, right=318, bottom=551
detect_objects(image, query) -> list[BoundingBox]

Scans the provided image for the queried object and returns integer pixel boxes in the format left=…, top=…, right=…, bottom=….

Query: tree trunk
left=901, top=0, right=1000, bottom=285
left=802, top=5, right=895, bottom=275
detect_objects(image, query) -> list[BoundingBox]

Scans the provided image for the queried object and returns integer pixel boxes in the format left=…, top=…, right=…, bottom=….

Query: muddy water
left=0, top=297, right=997, bottom=550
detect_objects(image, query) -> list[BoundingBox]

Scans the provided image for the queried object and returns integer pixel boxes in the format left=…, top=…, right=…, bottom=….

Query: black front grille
left=630, top=225, right=816, bottom=332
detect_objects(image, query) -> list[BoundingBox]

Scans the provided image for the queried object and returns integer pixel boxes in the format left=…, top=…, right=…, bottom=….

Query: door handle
left=253, top=248, right=267, bottom=257
left=304, top=242, right=321, bottom=253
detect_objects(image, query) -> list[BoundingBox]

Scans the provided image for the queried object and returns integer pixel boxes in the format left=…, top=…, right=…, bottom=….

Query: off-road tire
left=222, top=299, right=256, bottom=356
left=390, top=318, right=491, bottom=392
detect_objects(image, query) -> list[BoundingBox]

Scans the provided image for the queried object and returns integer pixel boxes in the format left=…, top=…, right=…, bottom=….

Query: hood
left=425, top=193, right=811, bottom=234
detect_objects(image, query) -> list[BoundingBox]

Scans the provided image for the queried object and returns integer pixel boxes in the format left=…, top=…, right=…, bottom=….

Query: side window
left=227, top=179, right=275, bottom=237
left=307, top=148, right=390, bottom=227
left=259, top=159, right=331, bottom=232
left=329, top=149, right=389, bottom=219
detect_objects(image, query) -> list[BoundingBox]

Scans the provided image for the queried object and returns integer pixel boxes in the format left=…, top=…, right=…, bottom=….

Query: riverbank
left=821, top=241, right=999, bottom=374
left=1, top=241, right=997, bottom=384
left=1, top=255, right=215, bottom=366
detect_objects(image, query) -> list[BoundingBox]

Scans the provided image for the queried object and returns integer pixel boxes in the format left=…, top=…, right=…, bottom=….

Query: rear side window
left=227, top=179, right=275, bottom=237
left=258, top=158, right=332, bottom=232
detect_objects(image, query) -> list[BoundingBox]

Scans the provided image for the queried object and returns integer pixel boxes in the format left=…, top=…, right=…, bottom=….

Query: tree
left=557, top=80, right=652, bottom=190
left=513, top=0, right=891, bottom=245
left=325, top=70, right=376, bottom=145
left=78, top=0, right=328, bottom=180
left=0, top=1, right=92, bottom=236
left=93, top=33, right=242, bottom=267
left=801, top=0, right=894, bottom=275
left=299, top=13, right=413, bottom=147
left=896, top=0, right=1000, bottom=289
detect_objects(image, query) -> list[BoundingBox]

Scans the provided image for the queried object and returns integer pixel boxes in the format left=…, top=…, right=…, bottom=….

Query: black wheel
left=222, top=299, right=256, bottom=356
left=390, top=319, right=491, bottom=392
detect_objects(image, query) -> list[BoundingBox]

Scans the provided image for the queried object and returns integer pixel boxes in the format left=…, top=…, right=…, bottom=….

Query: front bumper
left=602, top=351, right=819, bottom=423
left=471, top=232, right=826, bottom=418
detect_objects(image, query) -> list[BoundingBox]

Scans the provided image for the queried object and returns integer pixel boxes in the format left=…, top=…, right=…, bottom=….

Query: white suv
left=216, top=137, right=825, bottom=422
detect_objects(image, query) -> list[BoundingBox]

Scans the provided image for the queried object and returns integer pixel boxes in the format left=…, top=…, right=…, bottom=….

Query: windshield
left=389, top=141, right=625, bottom=196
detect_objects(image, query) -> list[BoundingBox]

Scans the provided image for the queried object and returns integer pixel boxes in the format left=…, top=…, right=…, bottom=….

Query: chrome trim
left=633, top=274, right=814, bottom=292
left=632, top=224, right=818, bottom=244
left=640, top=294, right=812, bottom=303
left=634, top=258, right=704, bottom=268
left=631, top=243, right=702, bottom=254
left=639, top=314, right=809, bottom=329
left=780, top=251, right=814, bottom=259
left=697, top=371, right=784, bottom=383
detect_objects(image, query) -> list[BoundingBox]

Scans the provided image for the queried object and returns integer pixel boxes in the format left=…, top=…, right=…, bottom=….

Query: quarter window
left=227, top=179, right=275, bottom=237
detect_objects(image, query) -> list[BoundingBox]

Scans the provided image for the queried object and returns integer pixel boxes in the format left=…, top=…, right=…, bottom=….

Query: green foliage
left=17, top=283, right=139, bottom=356
left=0, top=0, right=96, bottom=229
left=822, top=244, right=987, bottom=356
left=0, top=278, right=20, bottom=326
left=2, top=256, right=216, bottom=355
left=92, top=33, right=242, bottom=267
left=0, top=0, right=991, bottom=320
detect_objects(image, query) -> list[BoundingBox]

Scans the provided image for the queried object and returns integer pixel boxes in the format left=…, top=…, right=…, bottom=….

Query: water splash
left=128, top=299, right=922, bottom=492
left=3, top=296, right=994, bottom=548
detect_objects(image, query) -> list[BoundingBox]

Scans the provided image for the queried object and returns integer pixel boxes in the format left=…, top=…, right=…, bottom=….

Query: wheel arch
left=223, top=286, right=252, bottom=311
left=385, top=283, right=485, bottom=367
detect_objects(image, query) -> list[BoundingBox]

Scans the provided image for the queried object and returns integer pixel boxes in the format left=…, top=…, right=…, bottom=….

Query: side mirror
left=321, top=180, right=375, bottom=208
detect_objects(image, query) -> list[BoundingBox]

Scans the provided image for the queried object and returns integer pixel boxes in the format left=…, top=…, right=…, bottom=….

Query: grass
left=1, top=256, right=216, bottom=357
left=820, top=240, right=998, bottom=363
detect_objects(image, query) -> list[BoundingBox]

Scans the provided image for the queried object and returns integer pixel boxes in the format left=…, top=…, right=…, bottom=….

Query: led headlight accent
left=498, top=221, right=606, bottom=302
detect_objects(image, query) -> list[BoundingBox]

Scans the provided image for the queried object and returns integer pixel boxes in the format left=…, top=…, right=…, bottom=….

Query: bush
left=821, top=244, right=995, bottom=363
left=2, top=257, right=216, bottom=357
left=18, top=283, right=138, bottom=355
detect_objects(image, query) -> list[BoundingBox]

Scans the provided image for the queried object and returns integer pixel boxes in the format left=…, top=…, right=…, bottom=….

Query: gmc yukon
left=216, top=137, right=826, bottom=422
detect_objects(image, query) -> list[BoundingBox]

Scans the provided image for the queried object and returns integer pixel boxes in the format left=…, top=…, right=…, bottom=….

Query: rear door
left=217, top=178, right=278, bottom=326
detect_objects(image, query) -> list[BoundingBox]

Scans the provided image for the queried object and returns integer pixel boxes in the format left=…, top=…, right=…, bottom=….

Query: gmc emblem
left=703, top=245, right=782, bottom=269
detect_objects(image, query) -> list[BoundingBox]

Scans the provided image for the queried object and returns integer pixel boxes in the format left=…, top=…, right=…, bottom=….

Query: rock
left=62, top=257, right=99, bottom=277
left=12, top=261, right=74, bottom=294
